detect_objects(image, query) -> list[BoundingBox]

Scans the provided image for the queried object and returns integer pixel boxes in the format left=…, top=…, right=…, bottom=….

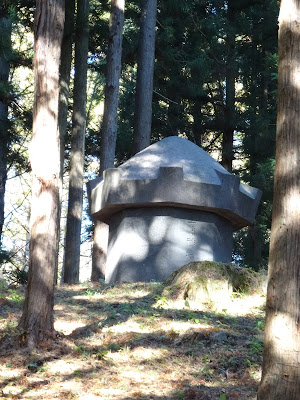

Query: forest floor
left=0, top=279, right=265, bottom=400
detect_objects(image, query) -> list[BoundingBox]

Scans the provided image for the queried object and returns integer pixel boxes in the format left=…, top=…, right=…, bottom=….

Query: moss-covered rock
left=163, top=261, right=265, bottom=310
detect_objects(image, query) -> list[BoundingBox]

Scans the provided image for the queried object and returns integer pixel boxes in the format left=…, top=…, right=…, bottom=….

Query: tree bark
left=247, top=224, right=262, bottom=272
left=257, top=1, right=300, bottom=398
left=221, top=0, right=235, bottom=172
left=91, top=0, right=125, bottom=282
left=63, top=0, right=89, bottom=284
left=132, top=0, right=157, bottom=155
left=192, top=98, right=204, bottom=147
left=58, top=0, right=75, bottom=177
left=18, top=0, right=64, bottom=347
left=0, top=9, right=11, bottom=243
left=100, top=0, right=125, bottom=173
left=57, top=0, right=75, bottom=284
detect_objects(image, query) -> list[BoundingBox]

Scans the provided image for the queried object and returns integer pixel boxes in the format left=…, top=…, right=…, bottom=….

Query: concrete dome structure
left=88, top=136, right=262, bottom=283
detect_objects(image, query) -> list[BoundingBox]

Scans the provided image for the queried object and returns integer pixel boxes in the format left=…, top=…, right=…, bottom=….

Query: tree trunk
left=257, top=1, right=300, bottom=398
left=100, top=0, right=125, bottom=173
left=63, top=0, right=89, bottom=284
left=132, top=0, right=157, bottom=154
left=91, top=0, right=125, bottom=282
left=247, top=225, right=262, bottom=272
left=167, top=89, right=181, bottom=137
left=57, top=0, right=75, bottom=284
left=0, top=10, right=11, bottom=243
left=91, top=221, right=108, bottom=281
left=245, top=27, right=270, bottom=270
left=58, top=0, right=75, bottom=177
left=18, top=0, right=64, bottom=347
left=221, top=0, right=235, bottom=172
left=192, top=98, right=203, bottom=147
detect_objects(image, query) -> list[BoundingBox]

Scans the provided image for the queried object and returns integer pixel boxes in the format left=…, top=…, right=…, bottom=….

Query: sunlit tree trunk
left=18, top=0, right=64, bottom=347
left=132, top=0, right=157, bottom=154
left=63, top=0, right=89, bottom=284
left=257, top=0, right=300, bottom=398
left=0, top=8, right=11, bottom=243
left=91, top=0, right=124, bottom=282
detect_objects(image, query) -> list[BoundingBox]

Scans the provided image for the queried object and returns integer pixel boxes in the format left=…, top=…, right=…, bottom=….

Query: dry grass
left=0, top=280, right=265, bottom=400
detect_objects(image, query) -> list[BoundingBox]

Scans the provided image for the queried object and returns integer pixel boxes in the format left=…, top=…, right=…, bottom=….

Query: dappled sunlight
left=119, top=136, right=229, bottom=185
left=285, top=189, right=300, bottom=217
left=107, top=347, right=167, bottom=365
left=0, top=282, right=264, bottom=399
left=99, top=317, right=211, bottom=338
left=157, top=290, right=265, bottom=317
left=120, top=231, right=149, bottom=262
left=46, top=358, right=83, bottom=375
left=0, top=366, right=22, bottom=383
left=148, top=218, right=168, bottom=244
left=54, top=319, right=87, bottom=335
left=266, top=311, right=298, bottom=353
left=279, top=0, right=298, bottom=23
left=223, top=293, right=266, bottom=316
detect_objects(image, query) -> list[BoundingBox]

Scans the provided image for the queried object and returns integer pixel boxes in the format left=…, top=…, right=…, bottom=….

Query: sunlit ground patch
left=0, top=281, right=264, bottom=399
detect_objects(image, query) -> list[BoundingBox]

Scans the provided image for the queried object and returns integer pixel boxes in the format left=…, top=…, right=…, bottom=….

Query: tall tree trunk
left=166, top=89, right=181, bottom=137
left=18, top=0, right=64, bottom=347
left=132, top=0, right=157, bottom=154
left=63, top=0, right=89, bottom=284
left=247, top=224, right=262, bottom=271
left=221, top=0, right=235, bottom=172
left=57, top=0, right=75, bottom=283
left=246, top=27, right=270, bottom=270
left=58, top=0, right=75, bottom=177
left=91, top=0, right=125, bottom=282
left=257, top=1, right=300, bottom=398
left=192, top=98, right=203, bottom=147
left=0, top=9, right=11, bottom=243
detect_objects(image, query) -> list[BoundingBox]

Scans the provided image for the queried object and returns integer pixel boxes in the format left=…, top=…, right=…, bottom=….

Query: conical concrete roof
left=119, top=136, right=230, bottom=185
left=87, top=136, right=262, bottom=229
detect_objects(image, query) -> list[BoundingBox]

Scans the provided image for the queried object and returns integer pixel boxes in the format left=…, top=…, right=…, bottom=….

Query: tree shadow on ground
left=0, top=282, right=263, bottom=399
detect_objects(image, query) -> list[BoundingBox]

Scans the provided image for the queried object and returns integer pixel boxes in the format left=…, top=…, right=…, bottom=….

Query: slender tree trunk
left=257, top=1, right=300, bottom=398
left=0, top=10, right=11, bottom=243
left=91, top=0, right=125, bottom=282
left=91, top=222, right=108, bottom=281
left=57, top=0, right=75, bottom=283
left=100, top=0, right=125, bottom=173
left=63, top=0, right=89, bottom=284
left=247, top=224, right=262, bottom=271
left=132, top=0, right=157, bottom=154
left=246, top=30, right=270, bottom=269
left=58, top=0, right=75, bottom=177
left=192, top=98, right=203, bottom=147
left=167, top=89, right=181, bottom=137
left=18, top=0, right=64, bottom=347
left=221, top=0, right=235, bottom=172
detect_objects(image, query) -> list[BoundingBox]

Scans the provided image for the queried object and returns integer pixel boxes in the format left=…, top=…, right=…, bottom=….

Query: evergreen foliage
left=1, top=0, right=280, bottom=276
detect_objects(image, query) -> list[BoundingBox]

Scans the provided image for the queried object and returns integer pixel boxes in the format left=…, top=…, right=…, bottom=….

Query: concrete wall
left=105, top=207, right=233, bottom=283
